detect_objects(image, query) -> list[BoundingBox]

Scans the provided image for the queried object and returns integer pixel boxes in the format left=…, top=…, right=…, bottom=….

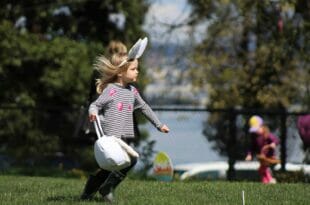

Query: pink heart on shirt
left=109, top=89, right=117, bottom=96
left=117, top=102, right=123, bottom=111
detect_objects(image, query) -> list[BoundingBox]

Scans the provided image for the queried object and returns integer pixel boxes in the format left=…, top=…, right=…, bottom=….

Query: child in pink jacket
left=245, top=115, right=280, bottom=184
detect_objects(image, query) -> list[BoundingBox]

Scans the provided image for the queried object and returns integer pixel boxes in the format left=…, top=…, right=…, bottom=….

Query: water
left=139, top=111, right=305, bottom=166
left=139, top=111, right=226, bottom=165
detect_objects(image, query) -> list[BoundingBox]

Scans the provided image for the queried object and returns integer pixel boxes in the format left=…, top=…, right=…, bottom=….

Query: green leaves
left=188, top=1, right=309, bottom=110
left=0, top=21, right=91, bottom=106
left=0, top=0, right=150, bottom=163
left=187, top=0, right=310, bottom=159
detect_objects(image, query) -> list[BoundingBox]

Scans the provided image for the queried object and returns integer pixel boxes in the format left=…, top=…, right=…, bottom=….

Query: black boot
left=80, top=169, right=110, bottom=200
left=98, top=156, right=138, bottom=202
left=98, top=171, right=125, bottom=198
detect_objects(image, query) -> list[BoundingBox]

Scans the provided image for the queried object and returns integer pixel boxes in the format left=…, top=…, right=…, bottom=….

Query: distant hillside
left=143, top=42, right=208, bottom=106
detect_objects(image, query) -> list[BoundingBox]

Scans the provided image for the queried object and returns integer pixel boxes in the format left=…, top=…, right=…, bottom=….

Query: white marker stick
left=242, top=190, right=245, bottom=205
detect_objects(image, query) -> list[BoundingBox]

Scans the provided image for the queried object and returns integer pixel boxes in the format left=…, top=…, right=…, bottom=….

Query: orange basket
left=257, top=154, right=281, bottom=166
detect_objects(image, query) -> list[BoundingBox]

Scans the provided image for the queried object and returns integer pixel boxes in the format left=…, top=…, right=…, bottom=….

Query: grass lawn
left=0, top=175, right=309, bottom=205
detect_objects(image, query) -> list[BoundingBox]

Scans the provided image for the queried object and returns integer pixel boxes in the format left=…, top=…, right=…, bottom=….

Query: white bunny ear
left=135, top=37, right=148, bottom=59
left=127, top=38, right=141, bottom=60
left=128, top=37, right=148, bottom=60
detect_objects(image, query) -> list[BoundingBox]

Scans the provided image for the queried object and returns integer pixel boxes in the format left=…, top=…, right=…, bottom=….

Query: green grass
left=0, top=175, right=309, bottom=205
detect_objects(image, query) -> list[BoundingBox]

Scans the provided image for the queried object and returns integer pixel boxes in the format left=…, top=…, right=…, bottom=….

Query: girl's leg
left=80, top=169, right=111, bottom=200
left=258, top=164, right=269, bottom=184
left=266, top=167, right=277, bottom=183
left=98, top=156, right=138, bottom=197
left=266, top=167, right=272, bottom=182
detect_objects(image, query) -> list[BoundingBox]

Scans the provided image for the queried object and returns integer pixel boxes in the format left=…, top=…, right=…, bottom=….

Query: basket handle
left=94, top=114, right=104, bottom=139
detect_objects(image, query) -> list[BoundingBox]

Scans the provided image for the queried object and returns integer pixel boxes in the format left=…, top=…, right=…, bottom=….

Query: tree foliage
left=0, top=0, right=148, bottom=43
left=188, top=0, right=310, bottom=158
left=0, top=0, right=149, bottom=163
left=0, top=20, right=93, bottom=160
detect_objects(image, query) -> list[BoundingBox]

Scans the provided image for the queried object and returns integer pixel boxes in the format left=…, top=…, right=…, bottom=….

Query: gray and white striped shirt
left=89, top=83, right=163, bottom=139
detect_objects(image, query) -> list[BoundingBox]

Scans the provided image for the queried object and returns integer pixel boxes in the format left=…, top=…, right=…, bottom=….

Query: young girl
left=81, top=38, right=169, bottom=202
left=245, top=115, right=279, bottom=184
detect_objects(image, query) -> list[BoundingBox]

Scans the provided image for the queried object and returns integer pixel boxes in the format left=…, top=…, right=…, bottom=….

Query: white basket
left=93, top=115, right=138, bottom=171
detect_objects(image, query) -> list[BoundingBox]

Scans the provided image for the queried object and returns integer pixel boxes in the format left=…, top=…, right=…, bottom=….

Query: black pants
left=97, top=154, right=138, bottom=184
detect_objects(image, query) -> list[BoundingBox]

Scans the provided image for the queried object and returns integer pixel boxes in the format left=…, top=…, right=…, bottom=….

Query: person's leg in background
left=258, top=164, right=269, bottom=184
left=266, top=167, right=277, bottom=184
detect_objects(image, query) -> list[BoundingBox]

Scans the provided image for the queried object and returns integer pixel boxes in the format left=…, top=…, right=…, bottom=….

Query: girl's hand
left=261, top=145, right=269, bottom=153
left=160, top=125, right=170, bottom=133
left=269, top=142, right=276, bottom=149
left=89, top=114, right=96, bottom=122
left=245, top=154, right=252, bottom=161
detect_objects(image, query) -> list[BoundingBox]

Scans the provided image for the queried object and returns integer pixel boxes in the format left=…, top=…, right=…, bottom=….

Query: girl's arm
left=133, top=87, right=169, bottom=133
left=245, top=134, right=256, bottom=160
left=269, top=133, right=280, bottom=145
left=88, top=87, right=111, bottom=121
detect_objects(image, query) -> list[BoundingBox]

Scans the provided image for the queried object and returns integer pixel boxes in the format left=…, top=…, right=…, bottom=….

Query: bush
left=274, top=171, right=309, bottom=183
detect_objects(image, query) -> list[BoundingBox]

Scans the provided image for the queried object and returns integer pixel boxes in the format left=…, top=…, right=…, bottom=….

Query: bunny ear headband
left=117, top=37, right=148, bottom=67
left=94, top=37, right=148, bottom=72
left=128, top=37, right=148, bottom=60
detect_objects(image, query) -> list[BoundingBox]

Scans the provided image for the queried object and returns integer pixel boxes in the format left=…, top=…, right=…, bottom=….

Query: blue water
left=139, top=111, right=226, bottom=165
left=139, top=111, right=305, bottom=166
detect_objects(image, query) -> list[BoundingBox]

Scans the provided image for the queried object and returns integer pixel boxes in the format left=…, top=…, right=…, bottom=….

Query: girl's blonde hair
left=94, top=53, right=130, bottom=94
left=108, top=40, right=127, bottom=56
left=261, top=125, right=270, bottom=137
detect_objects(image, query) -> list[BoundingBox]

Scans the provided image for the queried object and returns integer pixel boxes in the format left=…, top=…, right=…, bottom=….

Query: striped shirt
left=89, top=83, right=163, bottom=139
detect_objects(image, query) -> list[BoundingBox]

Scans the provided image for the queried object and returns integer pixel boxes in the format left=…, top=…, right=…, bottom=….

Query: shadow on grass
left=1, top=166, right=88, bottom=179
left=46, top=195, right=104, bottom=203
